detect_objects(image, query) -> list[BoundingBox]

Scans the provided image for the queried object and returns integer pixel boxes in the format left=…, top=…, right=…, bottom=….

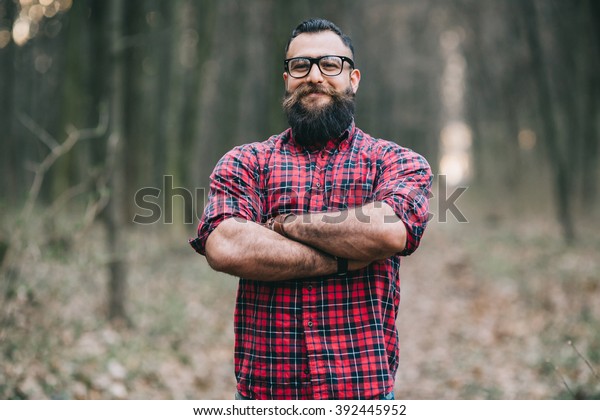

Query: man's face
left=283, top=31, right=361, bottom=147
left=284, top=31, right=360, bottom=105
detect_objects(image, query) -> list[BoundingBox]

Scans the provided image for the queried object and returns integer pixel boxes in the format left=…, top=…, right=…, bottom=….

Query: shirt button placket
left=310, top=150, right=328, bottom=209
left=303, top=283, right=318, bottom=387
left=304, top=285, right=316, bottom=330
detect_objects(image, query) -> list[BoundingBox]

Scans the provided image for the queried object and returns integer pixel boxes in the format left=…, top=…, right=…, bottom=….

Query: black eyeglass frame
left=283, top=55, right=355, bottom=79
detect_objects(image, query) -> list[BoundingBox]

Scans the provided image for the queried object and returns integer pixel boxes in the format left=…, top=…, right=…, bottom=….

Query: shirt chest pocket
left=326, top=170, right=375, bottom=210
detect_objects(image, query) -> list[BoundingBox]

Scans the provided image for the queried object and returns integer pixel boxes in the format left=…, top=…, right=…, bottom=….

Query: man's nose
left=305, top=62, right=324, bottom=83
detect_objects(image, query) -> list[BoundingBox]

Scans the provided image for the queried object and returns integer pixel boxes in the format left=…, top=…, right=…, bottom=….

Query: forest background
left=0, top=0, right=599, bottom=400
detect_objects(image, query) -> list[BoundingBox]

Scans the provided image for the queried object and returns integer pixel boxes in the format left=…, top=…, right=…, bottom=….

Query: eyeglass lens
left=288, top=56, right=344, bottom=77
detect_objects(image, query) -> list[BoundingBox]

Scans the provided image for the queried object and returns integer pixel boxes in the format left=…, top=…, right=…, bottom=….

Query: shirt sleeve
left=189, top=145, right=263, bottom=255
left=373, top=144, right=432, bottom=256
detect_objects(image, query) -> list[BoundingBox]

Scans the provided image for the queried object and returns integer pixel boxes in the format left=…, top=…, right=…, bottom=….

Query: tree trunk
left=105, top=0, right=129, bottom=326
left=0, top=0, right=17, bottom=203
left=580, top=0, right=600, bottom=209
left=519, top=0, right=575, bottom=243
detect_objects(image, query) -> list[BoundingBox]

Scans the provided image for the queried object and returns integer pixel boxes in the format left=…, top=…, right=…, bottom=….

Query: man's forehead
left=286, top=31, right=352, bottom=58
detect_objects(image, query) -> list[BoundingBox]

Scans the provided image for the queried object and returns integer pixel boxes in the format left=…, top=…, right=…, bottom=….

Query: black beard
left=282, top=84, right=355, bottom=148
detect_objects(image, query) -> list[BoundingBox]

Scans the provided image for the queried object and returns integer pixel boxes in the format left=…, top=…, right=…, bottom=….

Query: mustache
left=282, top=83, right=340, bottom=110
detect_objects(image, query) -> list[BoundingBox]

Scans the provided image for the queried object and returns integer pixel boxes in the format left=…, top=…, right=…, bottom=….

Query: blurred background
left=0, top=0, right=599, bottom=399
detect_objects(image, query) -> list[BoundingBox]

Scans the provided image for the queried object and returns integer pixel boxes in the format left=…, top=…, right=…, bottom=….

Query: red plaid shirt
left=191, top=123, right=432, bottom=399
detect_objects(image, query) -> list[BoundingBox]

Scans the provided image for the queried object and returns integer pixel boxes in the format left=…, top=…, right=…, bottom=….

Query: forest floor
left=1, top=194, right=600, bottom=400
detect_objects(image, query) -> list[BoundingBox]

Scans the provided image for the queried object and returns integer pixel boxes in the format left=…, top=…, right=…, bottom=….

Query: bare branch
left=22, top=105, right=109, bottom=220
left=568, top=340, right=599, bottom=380
left=43, top=178, right=93, bottom=220
left=547, top=361, right=575, bottom=398
left=1, top=105, right=110, bottom=276
left=74, top=187, right=110, bottom=242
left=18, top=113, right=59, bottom=150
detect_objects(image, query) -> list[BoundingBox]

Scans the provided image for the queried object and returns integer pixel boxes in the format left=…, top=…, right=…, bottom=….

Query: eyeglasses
left=284, top=55, right=354, bottom=79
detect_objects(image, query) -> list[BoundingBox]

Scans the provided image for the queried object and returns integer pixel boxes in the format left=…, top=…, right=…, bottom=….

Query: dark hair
left=285, top=18, right=354, bottom=59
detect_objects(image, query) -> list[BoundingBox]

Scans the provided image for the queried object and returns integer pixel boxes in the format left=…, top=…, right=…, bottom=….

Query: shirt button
left=307, top=285, right=313, bottom=291
left=307, top=321, right=313, bottom=328
left=316, top=182, right=321, bottom=188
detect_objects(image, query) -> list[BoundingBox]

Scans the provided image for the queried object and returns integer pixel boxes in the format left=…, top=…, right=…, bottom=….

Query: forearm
left=205, top=217, right=340, bottom=281
left=283, top=202, right=407, bottom=261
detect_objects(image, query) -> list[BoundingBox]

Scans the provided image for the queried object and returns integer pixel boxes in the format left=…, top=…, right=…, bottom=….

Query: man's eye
left=291, top=62, right=309, bottom=71
left=322, top=62, right=339, bottom=70
left=320, top=58, right=342, bottom=70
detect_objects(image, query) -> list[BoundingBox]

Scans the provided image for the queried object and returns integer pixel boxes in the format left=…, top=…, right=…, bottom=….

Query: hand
left=265, top=213, right=296, bottom=237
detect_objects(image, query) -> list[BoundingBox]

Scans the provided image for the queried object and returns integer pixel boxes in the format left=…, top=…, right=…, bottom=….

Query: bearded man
left=190, top=18, right=432, bottom=400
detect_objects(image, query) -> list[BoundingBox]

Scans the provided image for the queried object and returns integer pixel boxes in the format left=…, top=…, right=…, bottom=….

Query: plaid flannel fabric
left=191, top=124, right=432, bottom=399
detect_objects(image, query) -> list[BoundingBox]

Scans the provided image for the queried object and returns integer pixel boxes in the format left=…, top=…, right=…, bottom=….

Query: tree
left=105, top=0, right=129, bottom=325
left=518, top=0, right=575, bottom=242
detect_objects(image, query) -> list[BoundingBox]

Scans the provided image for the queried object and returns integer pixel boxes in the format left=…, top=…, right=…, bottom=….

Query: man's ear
left=350, top=69, right=361, bottom=93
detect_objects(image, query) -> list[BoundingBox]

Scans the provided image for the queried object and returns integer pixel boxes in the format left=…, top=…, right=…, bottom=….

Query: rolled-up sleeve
left=190, top=146, right=262, bottom=255
left=374, top=145, right=432, bottom=256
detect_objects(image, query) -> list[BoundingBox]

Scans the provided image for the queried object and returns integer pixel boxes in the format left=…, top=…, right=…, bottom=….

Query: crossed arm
left=204, top=201, right=407, bottom=281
